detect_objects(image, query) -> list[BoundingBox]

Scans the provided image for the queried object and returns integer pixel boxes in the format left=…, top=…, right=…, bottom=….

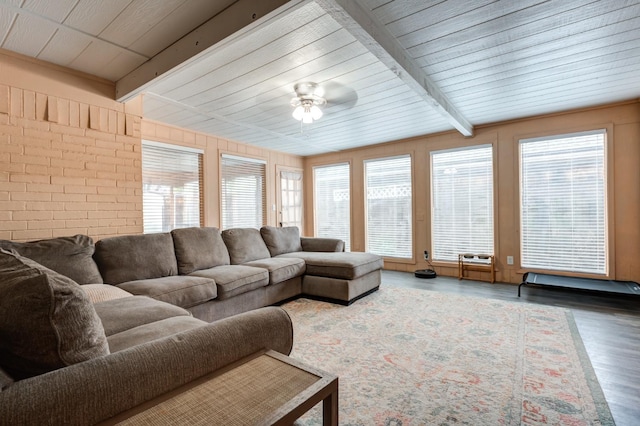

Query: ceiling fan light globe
left=292, top=106, right=304, bottom=121
left=310, top=105, right=323, bottom=120
left=302, top=113, right=314, bottom=124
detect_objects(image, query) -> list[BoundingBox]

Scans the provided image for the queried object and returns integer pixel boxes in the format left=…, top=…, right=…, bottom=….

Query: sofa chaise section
left=261, top=226, right=384, bottom=305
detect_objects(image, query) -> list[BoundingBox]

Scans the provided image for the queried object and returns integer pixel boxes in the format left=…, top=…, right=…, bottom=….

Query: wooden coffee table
left=107, top=350, right=338, bottom=426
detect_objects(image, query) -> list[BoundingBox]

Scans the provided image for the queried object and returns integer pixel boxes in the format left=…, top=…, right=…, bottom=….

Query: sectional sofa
left=92, top=225, right=383, bottom=321
left=0, top=226, right=383, bottom=424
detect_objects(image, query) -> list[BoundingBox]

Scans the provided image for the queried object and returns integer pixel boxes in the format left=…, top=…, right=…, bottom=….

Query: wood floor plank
left=381, top=270, right=640, bottom=426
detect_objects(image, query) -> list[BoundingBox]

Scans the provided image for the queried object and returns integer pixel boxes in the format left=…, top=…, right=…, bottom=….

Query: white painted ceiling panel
left=2, top=13, right=57, bottom=57
left=99, top=50, right=148, bottom=82
left=0, top=8, right=16, bottom=42
left=63, top=0, right=133, bottom=36
left=127, top=0, right=235, bottom=57
left=69, top=38, right=130, bottom=77
left=98, top=0, right=186, bottom=52
left=0, top=0, right=639, bottom=156
left=37, top=27, right=92, bottom=66
left=22, top=0, right=77, bottom=23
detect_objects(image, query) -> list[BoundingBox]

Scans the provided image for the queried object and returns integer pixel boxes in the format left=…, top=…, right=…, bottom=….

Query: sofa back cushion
left=171, top=227, right=230, bottom=274
left=0, top=235, right=103, bottom=284
left=0, top=249, right=109, bottom=380
left=0, top=367, right=13, bottom=391
left=94, top=233, right=178, bottom=284
left=222, top=228, right=271, bottom=264
left=260, top=226, right=302, bottom=256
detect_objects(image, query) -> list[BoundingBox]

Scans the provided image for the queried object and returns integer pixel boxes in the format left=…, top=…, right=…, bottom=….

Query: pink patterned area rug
left=283, top=287, right=614, bottom=425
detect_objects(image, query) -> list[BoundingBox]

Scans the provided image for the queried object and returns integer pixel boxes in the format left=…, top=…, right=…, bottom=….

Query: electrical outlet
left=507, top=256, right=514, bottom=265
left=424, top=250, right=429, bottom=260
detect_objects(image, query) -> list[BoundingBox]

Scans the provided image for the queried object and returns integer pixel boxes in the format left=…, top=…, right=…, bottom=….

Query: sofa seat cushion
left=82, top=284, right=133, bottom=304
left=107, top=316, right=206, bottom=353
left=0, top=235, right=103, bottom=284
left=171, top=227, right=230, bottom=275
left=222, top=228, right=271, bottom=264
left=278, top=251, right=383, bottom=280
left=93, top=296, right=192, bottom=336
left=0, top=249, right=109, bottom=380
left=244, top=257, right=306, bottom=285
left=116, top=276, right=217, bottom=309
left=94, top=233, right=178, bottom=284
left=190, top=265, right=268, bottom=300
left=260, top=226, right=302, bottom=256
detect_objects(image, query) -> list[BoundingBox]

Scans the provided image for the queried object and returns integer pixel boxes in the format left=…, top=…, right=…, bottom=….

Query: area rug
left=283, top=287, right=614, bottom=425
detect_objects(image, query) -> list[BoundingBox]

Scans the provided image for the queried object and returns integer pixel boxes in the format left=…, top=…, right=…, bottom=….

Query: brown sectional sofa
left=92, top=225, right=383, bottom=322
left=0, top=226, right=383, bottom=424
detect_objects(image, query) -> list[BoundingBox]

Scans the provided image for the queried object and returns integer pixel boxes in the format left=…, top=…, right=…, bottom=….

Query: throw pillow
left=0, top=234, right=103, bottom=284
left=171, top=227, right=230, bottom=274
left=222, top=228, right=272, bottom=264
left=260, top=226, right=302, bottom=256
left=0, top=249, right=110, bottom=380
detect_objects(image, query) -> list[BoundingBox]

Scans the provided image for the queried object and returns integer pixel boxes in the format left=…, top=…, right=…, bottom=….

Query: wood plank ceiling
left=1, top=0, right=639, bottom=156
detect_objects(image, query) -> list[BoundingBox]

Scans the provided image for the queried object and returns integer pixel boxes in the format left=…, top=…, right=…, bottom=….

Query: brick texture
left=0, top=86, right=143, bottom=241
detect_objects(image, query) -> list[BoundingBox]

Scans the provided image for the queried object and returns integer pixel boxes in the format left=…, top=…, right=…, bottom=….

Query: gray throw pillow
left=171, top=227, right=230, bottom=274
left=260, top=226, right=302, bottom=256
left=0, top=235, right=103, bottom=284
left=0, top=249, right=110, bottom=380
left=222, top=228, right=271, bottom=264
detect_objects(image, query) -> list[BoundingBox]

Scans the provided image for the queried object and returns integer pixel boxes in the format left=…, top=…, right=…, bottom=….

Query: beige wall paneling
left=305, top=101, right=640, bottom=283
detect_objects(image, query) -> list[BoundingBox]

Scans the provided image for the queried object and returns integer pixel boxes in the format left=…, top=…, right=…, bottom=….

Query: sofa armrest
left=0, top=306, right=293, bottom=426
left=301, top=237, right=345, bottom=252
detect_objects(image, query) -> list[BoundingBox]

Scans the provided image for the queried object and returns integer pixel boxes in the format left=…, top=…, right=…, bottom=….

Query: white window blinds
left=520, top=130, right=606, bottom=274
left=141, top=142, right=203, bottom=234
left=221, top=154, right=266, bottom=230
left=279, top=169, right=303, bottom=230
left=365, top=155, right=412, bottom=258
left=314, top=163, right=350, bottom=251
left=431, top=145, right=494, bottom=262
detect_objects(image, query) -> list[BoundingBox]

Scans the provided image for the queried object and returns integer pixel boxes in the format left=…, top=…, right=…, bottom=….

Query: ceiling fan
left=255, top=81, right=358, bottom=125
left=289, top=81, right=358, bottom=124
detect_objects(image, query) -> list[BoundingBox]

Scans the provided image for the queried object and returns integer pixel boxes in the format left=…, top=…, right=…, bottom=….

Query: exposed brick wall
left=0, top=84, right=143, bottom=241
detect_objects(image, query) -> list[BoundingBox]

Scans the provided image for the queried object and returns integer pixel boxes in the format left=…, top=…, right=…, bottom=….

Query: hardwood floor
left=381, top=270, right=640, bottom=426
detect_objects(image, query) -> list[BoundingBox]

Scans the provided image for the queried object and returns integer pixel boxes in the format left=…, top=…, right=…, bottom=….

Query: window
left=365, top=155, right=412, bottom=258
left=431, top=145, right=494, bottom=262
left=142, top=141, right=203, bottom=233
left=520, top=130, right=606, bottom=274
left=221, top=154, right=266, bottom=229
left=314, top=163, right=350, bottom=251
left=279, top=169, right=303, bottom=230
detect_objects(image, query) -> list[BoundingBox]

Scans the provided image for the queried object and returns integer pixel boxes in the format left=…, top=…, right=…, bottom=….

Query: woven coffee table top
left=116, top=351, right=333, bottom=425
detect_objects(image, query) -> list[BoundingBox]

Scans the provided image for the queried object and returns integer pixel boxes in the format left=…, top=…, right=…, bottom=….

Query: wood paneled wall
left=304, top=101, right=640, bottom=284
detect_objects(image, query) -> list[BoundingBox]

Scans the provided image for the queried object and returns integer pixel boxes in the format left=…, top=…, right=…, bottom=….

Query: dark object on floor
left=518, top=271, right=640, bottom=297
left=415, top=269, right=437, bottom=279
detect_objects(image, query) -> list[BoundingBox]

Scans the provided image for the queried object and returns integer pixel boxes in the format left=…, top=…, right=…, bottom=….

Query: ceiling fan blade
left=322, top=81, right=358, bottom=111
